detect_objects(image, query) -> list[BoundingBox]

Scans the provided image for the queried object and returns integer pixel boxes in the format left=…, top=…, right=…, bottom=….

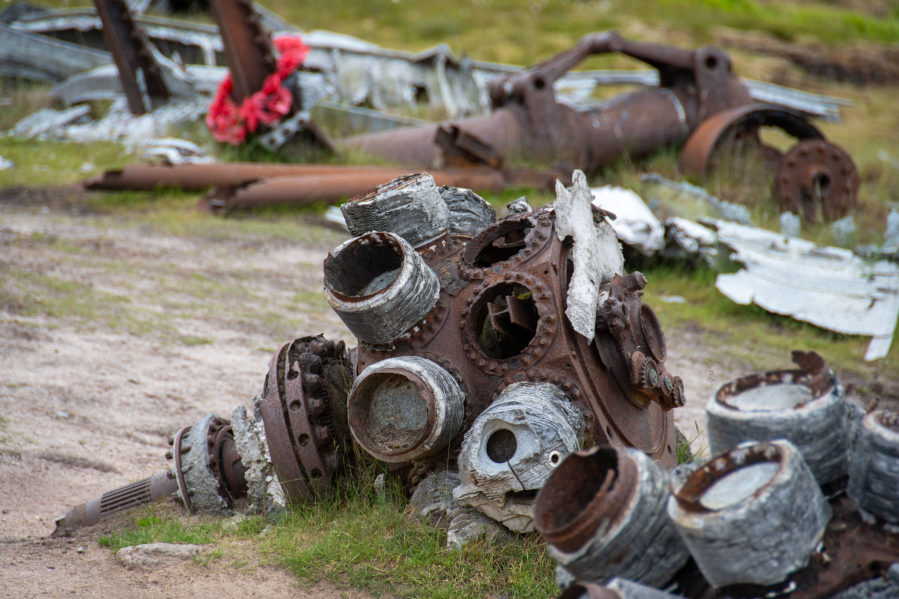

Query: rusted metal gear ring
left=773, top=139, right=859, bottom=223
left=259, top=335, right=352, bottom=504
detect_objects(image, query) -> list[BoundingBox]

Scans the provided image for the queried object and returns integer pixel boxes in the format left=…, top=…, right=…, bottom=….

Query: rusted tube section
left=534, top=447, right=689, bottom=587
left=667, top=440, right=832, bottom=588
left=706, top=351, right=850, bottom=484
left=848, top=410, right=899, bottom=523
left=453, top=382, right=585, bottom=532
left=348, top=356, right=464, bottom=462
left=324, top=232, right=440, bottom=346
left=52, top=469, right=178, bottom=536
left=341, top=173, right=450, bottom=246
left=84, top=163, right=509, bottom=194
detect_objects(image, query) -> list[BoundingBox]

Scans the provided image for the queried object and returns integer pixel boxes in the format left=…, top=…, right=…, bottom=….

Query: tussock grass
left=260, top=467, right=557, bottom=599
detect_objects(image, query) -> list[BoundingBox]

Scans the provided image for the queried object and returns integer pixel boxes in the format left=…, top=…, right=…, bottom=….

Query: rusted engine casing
left=345, top=205, right=678, bottom=475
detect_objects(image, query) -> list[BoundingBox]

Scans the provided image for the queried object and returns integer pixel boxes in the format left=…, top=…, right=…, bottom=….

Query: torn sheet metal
left=554, top=170, right=625, bottom=342
left=661, top=217, right=719, bottom=266
left=141, top=138, right=217, bottom=165
left=590, top=186, right=664, bottom=256
left=713, top=221, right=899, bottom=360
left=12, top=106, right=92, bottom=139
left=641, top=174, right=753, bottom=224
left=0, top=22, right=110, bottom=82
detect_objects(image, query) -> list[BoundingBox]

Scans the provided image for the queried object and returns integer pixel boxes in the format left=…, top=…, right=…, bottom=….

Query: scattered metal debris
left=670, top=440, right=832, bottom=588
left=0, top=22, right=110, bottom=82
left=713, top=220, right=899, bottom=360
left=640, top=174, right=753, bottom=225
left=454, top=383, right=585, bottom=532
left=12, top=106, right=92, bottom=140
left=707, top=351, right=851, bottom=485
left=590, top=186, right=664, bottom=257
left=848, top=410, right=899, bottom=523
left=775, top=141, right=859, bottom=223
left=534, top=446, right=690, bottom=587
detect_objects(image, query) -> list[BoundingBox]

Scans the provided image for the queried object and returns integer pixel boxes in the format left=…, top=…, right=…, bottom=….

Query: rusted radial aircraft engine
left=325, top=171, right=684, bottom=484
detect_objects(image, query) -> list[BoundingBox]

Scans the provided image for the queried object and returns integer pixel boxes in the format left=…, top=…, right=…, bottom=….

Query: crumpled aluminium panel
left=714, top=221, right=899, bottom=361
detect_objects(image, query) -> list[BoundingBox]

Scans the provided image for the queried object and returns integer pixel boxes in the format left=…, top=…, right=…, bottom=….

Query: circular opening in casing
left=470, top=283, right=539, bottom=359
left=349, top=369, right=433, bottom=456
left=539, top=448, right=621, bottom=532
left=676, top=443, right=785, bottom=511
left=324, top=234, right=404, bottom=299
left=463, top=217, right=534, bottom=269
left=486, top=428, right=517, bottom=463
left=876, top=411, right=899, bottom=433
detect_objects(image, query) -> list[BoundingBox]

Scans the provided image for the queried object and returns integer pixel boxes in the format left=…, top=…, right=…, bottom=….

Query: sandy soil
left=0, top=191, right=746, bottom=597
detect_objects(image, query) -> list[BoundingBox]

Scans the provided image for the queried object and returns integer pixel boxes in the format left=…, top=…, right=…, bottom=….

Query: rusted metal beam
left=207, top=0, right=276, bottom=103
left=93, top=0, right=170, bottom=115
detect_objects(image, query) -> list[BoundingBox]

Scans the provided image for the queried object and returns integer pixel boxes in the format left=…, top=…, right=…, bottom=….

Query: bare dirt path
left=0, top=192, right=737, bottom=597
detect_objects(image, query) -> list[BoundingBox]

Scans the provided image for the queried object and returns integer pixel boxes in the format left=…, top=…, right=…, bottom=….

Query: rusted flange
left=534, top=446, right=639, bottom=552
left=773, top=139, right=859, bottom=222
left=259, top=335, right=350, bottom=504
left=680, top=104, right=825, bottom=179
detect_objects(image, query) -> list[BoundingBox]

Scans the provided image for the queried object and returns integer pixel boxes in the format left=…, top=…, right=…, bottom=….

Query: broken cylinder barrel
left=348, top=356, right=465, bottom=463
left=534, top=446, right=689, bottom=588
left=324, top=231, right=440, bottom=347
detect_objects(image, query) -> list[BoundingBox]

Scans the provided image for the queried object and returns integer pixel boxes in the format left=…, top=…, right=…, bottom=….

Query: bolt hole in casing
left=348, top=356, right=464, bottom=463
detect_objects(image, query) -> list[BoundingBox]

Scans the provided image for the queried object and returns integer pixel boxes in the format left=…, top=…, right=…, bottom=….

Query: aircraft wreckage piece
left=341, top=32, right=755, bottom=173
left=706, top=351, right=850, bottom=485
left=668, top=440, right=832, bottom=588
left=558, top=579, right=679, bottom=599
left=206, top=0, right=276, bottom=103
left=341, top=172, right=682, bottom=485
left=679, top=104, right=858, bottom=222
left=534, top=446, right=690, bottom=588
left=453, top=382, right=585, bottom=532
left=93, top=0, right=171, bottom=115
left=848, top=410, right=899, bottom=523
left=53, top=334, right=354, bottom=534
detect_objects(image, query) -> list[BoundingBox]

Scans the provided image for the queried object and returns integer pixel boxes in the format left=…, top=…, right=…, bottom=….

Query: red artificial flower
left=206, top=36, right=308, bottom=146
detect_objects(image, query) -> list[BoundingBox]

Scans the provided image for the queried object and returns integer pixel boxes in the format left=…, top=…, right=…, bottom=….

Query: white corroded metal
left=341, top=173, right=451, bottom=247
left=324, top=231, right=440, bottom=346
left=668, top=440, right=832, bottom=588
left=554, top=170, right=625, bottom=342
left=590, top=186, right=664, bottom=256
left=438, top=186, right=496, bottom=237
left=409, top=471, right=511, bottom=550
left=348, top=356, right=464, bottom=463
left=454, top=383, right=585, bottom=532
left=707, top=374, right=850, bottom=484
left=231, top=402, right=286, bottom=517
left=848, top=411, right=899, bottom=523
left=713, top=220, right=899, bottom=361
left=179, top=414, right=230, bottom=515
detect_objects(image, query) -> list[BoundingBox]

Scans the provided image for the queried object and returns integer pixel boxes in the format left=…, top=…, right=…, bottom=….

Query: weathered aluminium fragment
left=535, top=447, right=690, bottom=588
left=706, top=351, right=850, bottom=484
left=667, top=440, right=832, bottom=588
left=848, top=410, right=899, bottom=523
left=453, top=382, right=585, bottom=532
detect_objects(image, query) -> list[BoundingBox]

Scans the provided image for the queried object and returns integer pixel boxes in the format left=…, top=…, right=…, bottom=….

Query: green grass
left=639, top=261, right=899, bottom=380
left=97, top=512, right=218, bottom=553
left=262, top=468, right=556, bottom=599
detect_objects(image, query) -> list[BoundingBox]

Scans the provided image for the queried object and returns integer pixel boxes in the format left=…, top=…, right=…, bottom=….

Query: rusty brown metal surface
left=773, top=139, right=859, bottom=223
left=534, top=446, right=638, bottom=552
left=679, top=103, right=825, bottom=179
left=259, top=335, right=352, bottom=504
left=207, top=0, right=276, bottom=103
left=715, top=350, right=832, bottom=408
left=341, top=32, right=753, bottom=175
left=93, top=0, right=170, bottom=115
left=348, top=204, right=680, bottom=478
left=197, top=169, right=508, bottom=213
